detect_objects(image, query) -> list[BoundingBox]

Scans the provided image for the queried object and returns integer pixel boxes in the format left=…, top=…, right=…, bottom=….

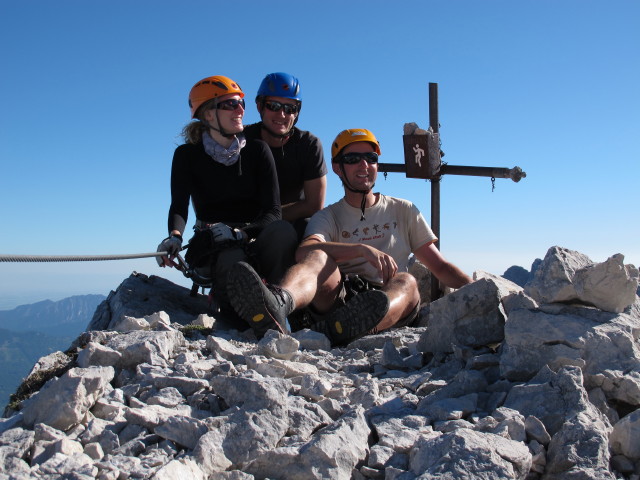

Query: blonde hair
left=181, top=121, right=207, bottom=144
left=181, top=99, right=217, bottom=144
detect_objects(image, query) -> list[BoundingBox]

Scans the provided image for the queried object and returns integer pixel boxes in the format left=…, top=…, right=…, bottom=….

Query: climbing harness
left=182, top=229, right=245, bottom=288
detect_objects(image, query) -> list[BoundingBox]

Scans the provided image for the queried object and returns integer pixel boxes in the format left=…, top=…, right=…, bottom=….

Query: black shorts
left=340, top=274, right=381, bottom=303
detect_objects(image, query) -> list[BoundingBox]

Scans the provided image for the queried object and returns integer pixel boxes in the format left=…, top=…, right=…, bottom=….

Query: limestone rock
left=419, top=278, right=506, bottom=353
left=408, top=428, right=531, bottom=478
left=609, top=409, right=640, bottom=460
left=87, top=272, right=218, bottom=330
left=191, top=313, right=215, bottom=328
left=525, top=246, right=638, bottom=313
left=105, top=330, right=185, bottom=369
left=572, top=253, right=639, bottom=313
left=2, top=245, right=640, bottom=479
left=525, top=246, right=594, bottom=304
left=76, top=342, right=122, bottom=368
left=21, top=366, right=114, bottom=430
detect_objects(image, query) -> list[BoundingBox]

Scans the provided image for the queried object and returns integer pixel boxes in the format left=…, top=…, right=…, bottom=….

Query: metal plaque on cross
left=402, top=132, right=441, bottom=179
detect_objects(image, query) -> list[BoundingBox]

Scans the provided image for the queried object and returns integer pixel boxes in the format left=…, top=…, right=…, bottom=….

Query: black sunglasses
left=214, top=98, right=245, bottom=111
left=339, top=152, right=379, bottom=165
left=264, top=100, right=300, bottom=115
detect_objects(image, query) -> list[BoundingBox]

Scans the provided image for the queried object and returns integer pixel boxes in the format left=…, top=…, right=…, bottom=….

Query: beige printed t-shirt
left=304, top=194, right=437, bottom=285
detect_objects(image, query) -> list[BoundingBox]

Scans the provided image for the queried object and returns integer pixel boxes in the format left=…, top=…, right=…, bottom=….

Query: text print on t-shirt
left=341, top=221, right=398, bottom=241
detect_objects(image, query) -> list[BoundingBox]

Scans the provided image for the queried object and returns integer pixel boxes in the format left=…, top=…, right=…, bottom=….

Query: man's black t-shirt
left=243, top=123, right=327, bottom=205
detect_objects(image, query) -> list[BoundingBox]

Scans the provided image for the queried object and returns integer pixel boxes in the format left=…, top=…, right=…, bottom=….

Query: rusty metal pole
left=377, top=82, right=526, bottom=301
left=429, top=83, right=442, bottom=301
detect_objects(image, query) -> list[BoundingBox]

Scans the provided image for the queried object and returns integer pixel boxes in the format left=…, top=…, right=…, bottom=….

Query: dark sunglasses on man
left=339, top=152, right=379, bottom=165
left=264, top=100, right=300, bottom=115
left=214, top=98, right=246, bottom=111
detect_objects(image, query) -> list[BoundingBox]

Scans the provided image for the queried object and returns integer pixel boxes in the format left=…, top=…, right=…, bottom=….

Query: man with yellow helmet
left=227, top=128, right=472, bottom=346
left=157, top=75, right=297, bottom=326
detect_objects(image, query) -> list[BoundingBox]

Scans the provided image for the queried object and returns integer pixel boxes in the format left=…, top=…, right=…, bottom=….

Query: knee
left=216, top=248, right=248, bottom=275
left=260, top=220, right=297, bottom=240
left=396, top=271, right=418, bottom=289
left=390, top=272, right=420, bottom=303
left=258, top=220, right=298, bottom=252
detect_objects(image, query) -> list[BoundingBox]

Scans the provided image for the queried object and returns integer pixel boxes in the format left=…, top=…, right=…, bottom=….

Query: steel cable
left=0, top=252, right=166, bottom=263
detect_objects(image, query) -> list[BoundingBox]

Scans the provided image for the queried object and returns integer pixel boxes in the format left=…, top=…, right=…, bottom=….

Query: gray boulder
left=525, top=246, right=638, bottom=313
left=21, top=366, right=114, bottom=430
left=418, top=278, right=507, bottom=353
left=2, top=244, right=639, bottom=479
left=409, top=428, right=531, bottom=479
left=501, top=303, right=640, bottom=406
left=87, top=272, right=218, bottom=330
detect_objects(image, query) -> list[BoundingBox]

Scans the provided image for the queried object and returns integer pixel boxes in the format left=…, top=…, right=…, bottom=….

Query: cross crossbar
left=377, top=83, right=526, bottom=300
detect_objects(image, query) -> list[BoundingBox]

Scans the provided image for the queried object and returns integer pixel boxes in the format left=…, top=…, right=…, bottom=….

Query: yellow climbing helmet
left=188, top=75, right=244, bottom=118
left=331, top=128, right=381, bottom=162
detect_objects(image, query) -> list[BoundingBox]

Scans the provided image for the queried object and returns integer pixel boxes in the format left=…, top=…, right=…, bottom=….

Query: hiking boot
left=287, top=309, right=315, bottom=332
left=310, top=290, right=390, bottom=347
left=227, top=262, right=293, bottom=338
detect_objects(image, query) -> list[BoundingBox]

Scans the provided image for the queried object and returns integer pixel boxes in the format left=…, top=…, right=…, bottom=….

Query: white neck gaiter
left=203, top=131, right=246, bottom=166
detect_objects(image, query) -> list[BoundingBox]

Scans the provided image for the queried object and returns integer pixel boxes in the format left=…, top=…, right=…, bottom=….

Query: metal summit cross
left=377, top=82, right=527, bottom=301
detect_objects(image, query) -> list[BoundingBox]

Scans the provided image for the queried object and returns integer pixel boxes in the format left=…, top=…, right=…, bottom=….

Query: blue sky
left=1, top=1, right=638, bottom=309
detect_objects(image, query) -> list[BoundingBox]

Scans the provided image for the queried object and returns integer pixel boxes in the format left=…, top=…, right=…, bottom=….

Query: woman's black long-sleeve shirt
left=167, top=139, right=281, bottom=239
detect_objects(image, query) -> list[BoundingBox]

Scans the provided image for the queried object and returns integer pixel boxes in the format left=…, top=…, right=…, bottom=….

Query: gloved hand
left=210, top=223, right=244, bottom=243
left=156, top=235, right=182, bottom=267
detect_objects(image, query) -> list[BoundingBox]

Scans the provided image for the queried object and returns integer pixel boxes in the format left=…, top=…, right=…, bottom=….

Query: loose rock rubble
left=1, top=245, right=639, bottom=479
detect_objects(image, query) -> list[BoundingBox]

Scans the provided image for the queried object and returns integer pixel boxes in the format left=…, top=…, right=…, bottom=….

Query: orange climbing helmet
left=188, top=75, right=244, bottom=118
left=331, top=128, right=381, bottom=162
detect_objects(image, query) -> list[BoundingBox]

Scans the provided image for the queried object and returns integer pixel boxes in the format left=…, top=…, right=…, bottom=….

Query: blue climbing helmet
left=256, top=72, right=302, bottom=103
left=256, top=72, right=302, bottom=133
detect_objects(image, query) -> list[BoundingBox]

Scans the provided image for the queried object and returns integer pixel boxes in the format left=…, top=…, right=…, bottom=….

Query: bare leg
left=227, top=249, right=393, bottom=345
left=280, top=249, right=342, bottom=312
left=375, top=272, right=421, bottom=331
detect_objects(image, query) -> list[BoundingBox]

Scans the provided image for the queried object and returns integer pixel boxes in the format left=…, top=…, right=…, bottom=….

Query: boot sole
left=227, top=262, right=287, bottom=337
left=313, top=290, right=390, bottom=346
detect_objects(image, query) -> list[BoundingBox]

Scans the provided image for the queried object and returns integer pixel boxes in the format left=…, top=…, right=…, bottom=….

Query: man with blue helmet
left=244, top=73, right=327, bottom=240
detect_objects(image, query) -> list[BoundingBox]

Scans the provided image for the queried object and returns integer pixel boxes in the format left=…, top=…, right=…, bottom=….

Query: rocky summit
left=1, top=245, right=639, bottom=480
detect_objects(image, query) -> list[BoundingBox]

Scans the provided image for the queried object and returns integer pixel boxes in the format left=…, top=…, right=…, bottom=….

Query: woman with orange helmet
left=157, top=75, right=298, bottom=326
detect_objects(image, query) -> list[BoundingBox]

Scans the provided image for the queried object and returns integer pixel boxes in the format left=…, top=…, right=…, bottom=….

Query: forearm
left=295, top=238, right=366, bottom=264
left=169, top=147, right=192, bottom=237
left=282, top=177, right=326, bottom=221
left=297, top=237, right=398, bottom=285
left=167, top=210, right=187, bottom=237
left=244, top=147, right=282, bottom=238
left=414, top=242, right=472, bottom=289
left=432, top=262, right=473, bottom=289
left=242, top=206, right=281, bottom=239
left=281, top=199, right=320, bottom=222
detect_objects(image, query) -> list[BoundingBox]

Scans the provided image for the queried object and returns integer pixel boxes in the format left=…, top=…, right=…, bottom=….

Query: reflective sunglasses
left=339, top=152, right=379, bottom=165
left=214, top=98, right=246, bottom=111
left=264, top=100, right=300, bottom=115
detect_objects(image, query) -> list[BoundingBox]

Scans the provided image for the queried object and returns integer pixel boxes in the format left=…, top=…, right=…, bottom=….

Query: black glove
left=156, top=235, right=182, bottom=267
left=210, top=223, right=244, bottom=243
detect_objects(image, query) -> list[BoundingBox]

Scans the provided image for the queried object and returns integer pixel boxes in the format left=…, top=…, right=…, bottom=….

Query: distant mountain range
left=0, top=294, right=106, bottom=337
left=0, top=294, right=106, bottom=409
